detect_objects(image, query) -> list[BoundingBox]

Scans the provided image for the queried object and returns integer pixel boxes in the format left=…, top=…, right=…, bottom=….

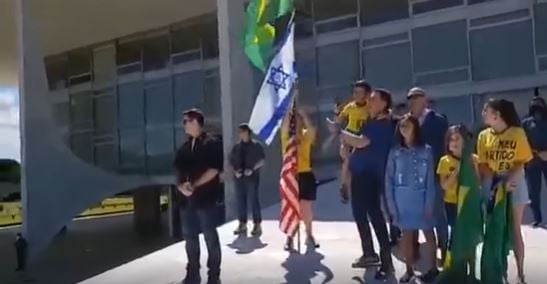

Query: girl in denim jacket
left=385, top=115, right=438, bottom=283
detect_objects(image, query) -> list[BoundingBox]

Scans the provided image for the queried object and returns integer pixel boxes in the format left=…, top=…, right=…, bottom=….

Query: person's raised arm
left=298, top=108, right=316, bottom=142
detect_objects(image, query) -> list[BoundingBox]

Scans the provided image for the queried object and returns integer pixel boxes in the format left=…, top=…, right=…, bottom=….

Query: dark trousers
left=526, top=160, right=547, bottom=223
left=181, top=206, right=222, bottom=279
left=235, top=176, right=262, bottom=224
left=351, top=172, right=393, bottom=270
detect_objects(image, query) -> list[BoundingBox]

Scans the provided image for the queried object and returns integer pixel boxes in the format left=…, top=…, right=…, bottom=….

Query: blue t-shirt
left=522, top=116, right=547, bottom=152
left=349, top=117, right=396, bottom=176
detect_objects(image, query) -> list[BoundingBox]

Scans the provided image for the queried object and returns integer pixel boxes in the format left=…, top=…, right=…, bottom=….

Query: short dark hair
left=395, top=114, right=424, bottom=148
left=353, top=80, right=372, bottom=93
left=374, top=88, right=393, bottom=113
left=238, top=123, right=252, bottom=134
left=485, top=99, right=521, bottom=127
left=183, top=108, right=205, bottom=126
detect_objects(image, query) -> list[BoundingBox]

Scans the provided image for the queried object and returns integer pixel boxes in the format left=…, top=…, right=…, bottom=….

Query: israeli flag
left=248, top=22, right=297, bottom=145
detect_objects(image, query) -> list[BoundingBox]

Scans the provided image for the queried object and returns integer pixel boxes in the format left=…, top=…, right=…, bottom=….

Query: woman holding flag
left=477, top=98, right=534, bottom=284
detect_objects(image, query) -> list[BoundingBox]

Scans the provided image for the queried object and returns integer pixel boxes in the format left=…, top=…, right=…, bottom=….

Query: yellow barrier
left=0, top=195, right=169, bottom=227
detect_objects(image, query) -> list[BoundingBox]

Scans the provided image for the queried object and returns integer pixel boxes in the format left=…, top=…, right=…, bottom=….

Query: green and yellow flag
left=242, top=0, right=294, bottom=72
left=481, top=176, right=512, bottom=284
left=438, top=140, right=483, bottom=284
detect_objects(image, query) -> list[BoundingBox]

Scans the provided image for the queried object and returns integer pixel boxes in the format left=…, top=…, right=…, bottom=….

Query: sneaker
left=284, top=237, right=294, bottom=251
left=399, top=271, right=415, bottom=284
left=206, top=277, right=221, bottom=284
left=251, top=224, right=262, bottom=237
left=419, top=269, right=439, bottom=283
left=351, top=254, right=380, bottom=268
left=233, top=223, right=247, bottom=235
left=306, top=236, right=320, bottom=249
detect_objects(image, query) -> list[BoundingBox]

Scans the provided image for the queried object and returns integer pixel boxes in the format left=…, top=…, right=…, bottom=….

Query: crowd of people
left=172, top=81, right=547, bottom=284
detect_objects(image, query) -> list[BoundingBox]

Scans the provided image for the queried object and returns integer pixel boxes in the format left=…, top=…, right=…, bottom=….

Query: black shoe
left=251, top=224, right=262, bottom=237
left=306, top=236, right=320, bottom=249
left=233, top=223, right=247, bottom=235
left=374, top=268, right=391, bottom=282
left=340, top=186, right=349, bottom=204
left=399, top=271, right=415, bottom=284
left=351, top=254, right=380, bottom=268
left=419, top=269, right=439, bottom=283
left=532, top=221, right=541, bottom=228
left=284, top=237, right=294, bottom=251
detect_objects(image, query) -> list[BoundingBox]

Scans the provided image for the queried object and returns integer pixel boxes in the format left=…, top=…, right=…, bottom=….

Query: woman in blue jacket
left=385, top=114, right=438, bottom=283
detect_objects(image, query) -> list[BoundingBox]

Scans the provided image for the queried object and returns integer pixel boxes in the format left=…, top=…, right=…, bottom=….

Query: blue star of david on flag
left=267, top=65, right=291, bottom=93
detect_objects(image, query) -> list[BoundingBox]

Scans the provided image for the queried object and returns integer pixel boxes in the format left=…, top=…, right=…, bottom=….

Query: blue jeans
left=526, top=159, right=547, bottom=223
left=235, top=176, right=262, bottom=224
left=181, top=206, right=221, bottom=279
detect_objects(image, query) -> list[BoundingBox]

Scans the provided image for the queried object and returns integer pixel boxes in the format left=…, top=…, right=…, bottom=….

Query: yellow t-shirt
left=476, top=127, right=533, bottom=173
left=437, top=154, right=479, bottom=204
left=281, top=128, right=314, bottom=173
left=340, top=101, right=369, bottom=133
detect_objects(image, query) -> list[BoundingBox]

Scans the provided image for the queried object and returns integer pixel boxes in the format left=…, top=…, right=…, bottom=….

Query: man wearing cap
left=407, top=87, right=449, bottom=274
left=229, top=123, right=266, bottom=236
left=522, top=91, right=547, bottom=227
left=174, top=108, right=223, bottom=284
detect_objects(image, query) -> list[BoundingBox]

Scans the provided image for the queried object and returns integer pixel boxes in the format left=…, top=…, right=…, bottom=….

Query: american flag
left=279, top=99, right=300, bottom=236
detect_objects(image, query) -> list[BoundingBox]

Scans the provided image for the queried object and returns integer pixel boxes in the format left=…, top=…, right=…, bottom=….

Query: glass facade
left=45, top=2, right=547, bottom=171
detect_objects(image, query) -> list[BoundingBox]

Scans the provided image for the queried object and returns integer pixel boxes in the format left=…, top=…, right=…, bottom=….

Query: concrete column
left=216, top=1, right=283, bottom=220
left=133, top=186, right=161, bottom=235
left=216, top=0, right=256, bottom=221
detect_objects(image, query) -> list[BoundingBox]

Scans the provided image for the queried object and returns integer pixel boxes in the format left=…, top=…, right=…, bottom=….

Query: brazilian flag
left=242, top=0, right=294, bottom=72
left=437, top=141, right=483, bottom=284
left=480, top=175, right=512, bottom=284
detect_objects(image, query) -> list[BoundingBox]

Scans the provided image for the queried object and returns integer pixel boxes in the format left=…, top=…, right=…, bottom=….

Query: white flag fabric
left=248, top=22, right=296, bottom=145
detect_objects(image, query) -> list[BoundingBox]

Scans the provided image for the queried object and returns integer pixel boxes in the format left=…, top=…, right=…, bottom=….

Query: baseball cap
left=407, top=87, right=427, bottom=99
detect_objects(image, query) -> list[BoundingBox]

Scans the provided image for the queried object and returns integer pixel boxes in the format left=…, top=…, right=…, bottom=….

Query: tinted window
left=93, top=90, right=116, bottom=136
left=470, top=21, right=535, bottom=81
left=93, top=46, right=116, bottom=86
left=313, top=0, right=358, bottom=21
left=412, top=20, right=469, bottom=73
left=142, top=35, right=170, bottom=71
left=363, top=43, right=412, bottom=91
left=173, top=71, right=204, bottom=121
left=69, top=91, right=93, bottom=131
left=70, top=131, right=94, bottom=163
left=146, top=128, right=175, bottom=174
left=317, top=41, right=360, bottom=87
left=360, top=0, right=408, bottom=26
left=119, top=128, right=146, bottom=174
left=118, top=82, right=145, bottom=128
left=145, top=80, right=173, bottom=126
left=534, top=3, right=547, bottom=56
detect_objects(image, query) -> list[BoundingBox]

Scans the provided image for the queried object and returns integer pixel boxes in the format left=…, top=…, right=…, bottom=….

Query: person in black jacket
left=229, top=123, right=265, bottom=237
left=174, top=109, right=223, bottom=284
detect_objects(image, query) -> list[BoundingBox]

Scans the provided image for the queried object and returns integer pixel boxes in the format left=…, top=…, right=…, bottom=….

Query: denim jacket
left=385, top=145, right=436, bottom=218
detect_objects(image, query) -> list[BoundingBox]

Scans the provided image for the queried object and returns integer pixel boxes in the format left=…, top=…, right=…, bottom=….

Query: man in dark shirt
left=174, top=109, right=223, bottom=284
left=342, top=89, right=396, bottom=281
left=229, top=123, right=265, bottom=236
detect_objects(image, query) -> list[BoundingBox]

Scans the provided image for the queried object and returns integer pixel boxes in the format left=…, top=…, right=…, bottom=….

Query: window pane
left=93, top=90, right=116, bottom=136
left=363, top=43, right=412, bottom=91
left=317, top=41, right=360, bottom=87
left=479, top=89, right=535, bottom=119
left=415, top=68, right=469, bottom=86
left=93, top=45, right=116, bottom=86
left=470, top=21, right=535, bottom=81
left=117, top=40, right=142, bottom=67
left=175, top=128, right=186, bottom=148
left=318, top=87, right=353, bottom=105
left=315, top=17, right=358, bottom=34
left=534, top=3, right=547, bottom=56
left=434, top=95, right=473, bottom=127
left=313, top=0, right=358, bottom=21
left=360, top=0, right=409, bottom=26
left=118, top=82, right=145, bottom=128
left=70, top=91, right=93, bottom=131
left=173, top=71, right=204, bottom=120
left=45, top=56, right=68, bottom=90
left=70, top=131, right=94, bottom=163
left=145, top=80, right=173, bottom=126
left=295, top=0, right=314, bottom=39
left=95, top=143, right=116, bottom=171
left=119, top=128, right=145, bottom=174
left=68, top=49, right=91, bottom=77
left=539, top=56, right=547, bottom=71
left=172, top=24, right=202, bottom=54
left=468, top=0, right=496, bottom=5
left=412, top=0, right=463, bottom=15
left=202, top=19, right=219, bottom=59
left=143, top=35, right=170, bottom=71
left=296, top=50, right=317, bottom=105
left=412, top=20, right=468, bottom=73
left=146, top=128, right=175, bottom=174
left=203, top=74, right=221, bottom=118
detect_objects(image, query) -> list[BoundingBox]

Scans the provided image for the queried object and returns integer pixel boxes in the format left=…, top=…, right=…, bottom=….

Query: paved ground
left=80, top=179, right=547, bottom=284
